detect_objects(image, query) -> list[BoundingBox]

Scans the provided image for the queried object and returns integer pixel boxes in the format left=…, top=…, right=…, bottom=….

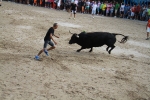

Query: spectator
left=45, top=0, right=50, bottom=8
left=36, top=0, right=40, bottom=6
left=81, top=0, right=85, bottom=13
left=61, top=0, right=65, bottom=10
left=147, top=5, right=150, bottom=19
left=131, top=5, right=136, bottom=19
left=33, top=0, right=36, bottom=6
left=92, top=1, right=97, bottom=18
left=69, top=1, right=77, bottom=19
left=124, top=4, right=129, bottom=18
left=90, top=1, right=94, bottom=14
left=110, top=2, right=115, bottom=17
left=57, top=0, right=61, bottom=10
left=66, top=0, right=71, bottom=12
left=114, top=2, right=120, bottom=17
left=106, top=2, right=112, bottom=16
left=99, top=2, right=103, bottom=15
left=85, top=0, right=90, bottom=14
left=135, top=4, right=141, bottom=20
left=139, top=5, right=144, bottom=20
left=40, top=0, right=42, bottom=6
left=29, top=0, right=33, bottom=5
left=96, top=0, right=100, bottom=15
left=48, top=0, right=51, bottom=8
left=127, top=7, right=131, bottom=19
left=134, top=5, right=138, bottom=19
left=141, top=5, right=147, bottom=21
left=102, top=2, right=106, bottom=16
left=120, top=3, right=125, bottom=18
left=77, top=0, right=81, bottom=12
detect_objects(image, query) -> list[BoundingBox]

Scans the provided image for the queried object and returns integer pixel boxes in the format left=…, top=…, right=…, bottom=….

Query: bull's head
left=69, top=31, right=79, bottom=44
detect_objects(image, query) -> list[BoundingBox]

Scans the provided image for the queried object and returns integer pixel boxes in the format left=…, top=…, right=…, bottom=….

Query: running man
left=35, top=23, right=59, bottom=60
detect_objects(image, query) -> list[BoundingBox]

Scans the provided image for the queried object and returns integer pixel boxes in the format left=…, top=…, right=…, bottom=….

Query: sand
left=0, top=2, right=150, bottom=100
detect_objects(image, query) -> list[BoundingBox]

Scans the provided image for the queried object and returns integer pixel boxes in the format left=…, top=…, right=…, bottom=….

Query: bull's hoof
left=76, top=50, right=80, bottom=52
left=108, top=51, right=111, bottom=54
left=89, top=50, right=92, bottom=52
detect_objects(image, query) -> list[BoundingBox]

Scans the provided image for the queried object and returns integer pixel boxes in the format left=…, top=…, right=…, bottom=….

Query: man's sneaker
left=44, top=49, right=49, bottom=56
left=35, top=55, right=40, bottom=60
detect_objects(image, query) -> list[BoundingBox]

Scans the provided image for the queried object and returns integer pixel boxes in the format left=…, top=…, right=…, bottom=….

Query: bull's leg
left=108, top=46, right=115, bottom=54
left=106, top=46, right=109, bottom=51
left=77, top=47, right=84, bottom=52
left=89, top=47, right=93, bottom=52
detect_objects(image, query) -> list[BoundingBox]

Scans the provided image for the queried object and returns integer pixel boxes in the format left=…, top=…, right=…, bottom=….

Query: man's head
left=53, top=23, right=58, bottom=29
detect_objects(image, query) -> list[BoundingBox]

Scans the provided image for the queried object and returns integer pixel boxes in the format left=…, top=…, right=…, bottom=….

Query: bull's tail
left=112, top=33, right=129, bottom=43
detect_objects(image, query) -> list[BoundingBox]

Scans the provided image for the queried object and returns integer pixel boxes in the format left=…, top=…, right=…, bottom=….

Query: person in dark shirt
left=81, top=0, right=85, bottom=13
left=35, top=23, right=59, bottom=60
left=69, top=2, right=77, bottom=19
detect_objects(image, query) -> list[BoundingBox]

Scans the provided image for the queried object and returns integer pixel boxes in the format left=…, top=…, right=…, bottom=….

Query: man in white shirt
left=120, top=3, right=125, bottom=18
left=92, top=1, right=97, bottom=18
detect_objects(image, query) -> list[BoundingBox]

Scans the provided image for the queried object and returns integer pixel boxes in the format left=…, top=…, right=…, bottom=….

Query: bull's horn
left=76, top=34, right=79, bottom=38
left=69, top=30, right=73, bottom=34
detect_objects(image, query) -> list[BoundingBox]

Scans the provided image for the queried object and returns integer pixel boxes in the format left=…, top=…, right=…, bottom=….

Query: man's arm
left=50, top=34, right=57, bottom=45
left=54, top=34, right=59, bottom=38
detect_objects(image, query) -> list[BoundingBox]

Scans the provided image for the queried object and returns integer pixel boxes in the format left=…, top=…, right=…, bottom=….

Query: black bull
left=69, top=31, right=128, bottom=54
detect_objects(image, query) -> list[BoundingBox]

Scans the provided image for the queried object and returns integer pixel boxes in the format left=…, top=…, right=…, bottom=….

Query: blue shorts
left=44, top=40, right=54, bottom=48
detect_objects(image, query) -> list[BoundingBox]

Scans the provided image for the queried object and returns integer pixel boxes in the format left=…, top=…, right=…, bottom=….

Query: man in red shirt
left=135, top=4, right=141, bottom=20
left=146, top=17, right=150, bottom=40
left=131, top=5, right=136, bottom=19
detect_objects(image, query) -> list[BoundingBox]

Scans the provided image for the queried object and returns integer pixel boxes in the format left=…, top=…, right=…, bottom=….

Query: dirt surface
left=0, top=2, right=150, bottom=100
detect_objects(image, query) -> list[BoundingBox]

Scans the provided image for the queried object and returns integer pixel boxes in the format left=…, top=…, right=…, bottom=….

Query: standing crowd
left=4, top=0, right=150, bottom=21
left=77, top=0, right=150, bottom=21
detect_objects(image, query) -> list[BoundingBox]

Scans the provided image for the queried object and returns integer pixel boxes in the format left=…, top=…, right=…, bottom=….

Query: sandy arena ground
left=0, top=2, right=150, bottom=100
